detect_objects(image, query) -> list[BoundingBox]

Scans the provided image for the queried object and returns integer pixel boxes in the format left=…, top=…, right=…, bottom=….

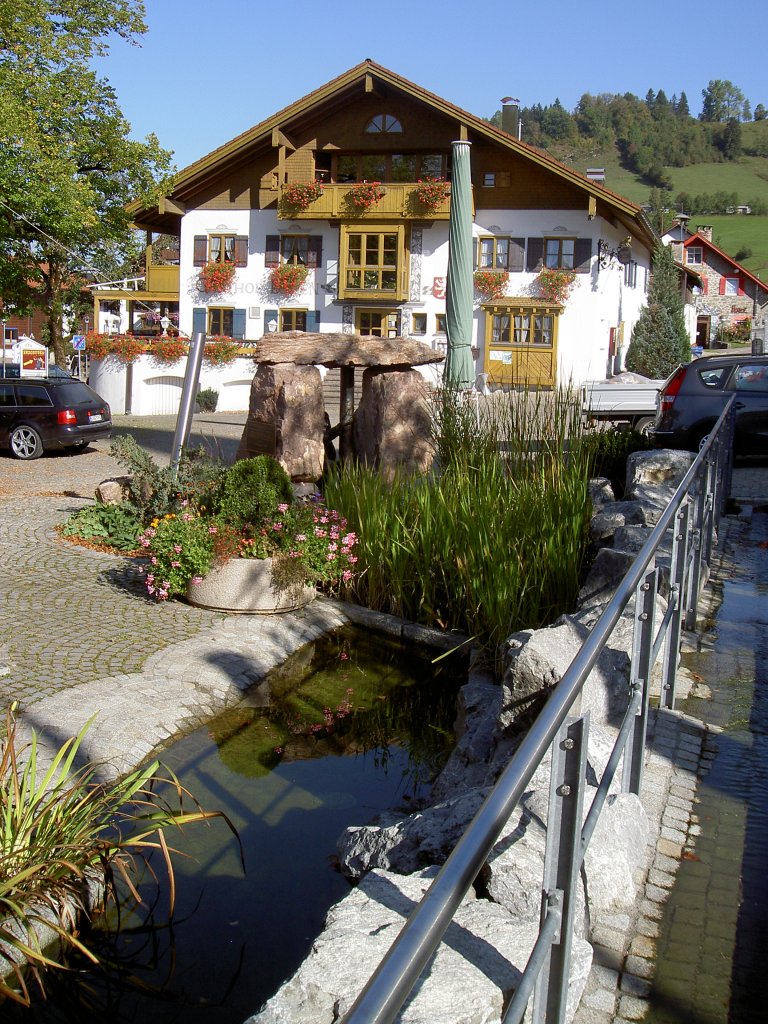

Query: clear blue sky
left=94, top=0, right=766, bottom=172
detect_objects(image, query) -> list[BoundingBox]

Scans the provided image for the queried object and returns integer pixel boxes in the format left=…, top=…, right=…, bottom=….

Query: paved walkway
left=574, top=468, right=768, bottom=1024
left=1, top=422, right=766, bottom=1019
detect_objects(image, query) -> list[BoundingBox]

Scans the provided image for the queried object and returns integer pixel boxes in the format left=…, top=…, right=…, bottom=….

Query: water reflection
left=4, top=626, right=466, bottom=1023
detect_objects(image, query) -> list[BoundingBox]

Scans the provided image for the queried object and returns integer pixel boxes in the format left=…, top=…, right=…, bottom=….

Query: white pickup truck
left=581, top=372, right=663, bottom=433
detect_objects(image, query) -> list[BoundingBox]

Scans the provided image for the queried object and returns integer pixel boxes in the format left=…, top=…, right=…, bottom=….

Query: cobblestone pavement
left=574, top=469, right=768, bottom=1024
left=0, top=413, right=351, bottom=778
left=1, top=420, right=766, bottom=1018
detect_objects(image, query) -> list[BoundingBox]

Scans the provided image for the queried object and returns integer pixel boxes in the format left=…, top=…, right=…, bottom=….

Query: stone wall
left=247, top=449, right=699, bottom=1024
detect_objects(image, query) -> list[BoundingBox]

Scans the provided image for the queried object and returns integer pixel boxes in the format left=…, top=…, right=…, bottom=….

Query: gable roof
left=131, top=59, right=656, bottom=249
left=685, top=232, right=768, bottom=294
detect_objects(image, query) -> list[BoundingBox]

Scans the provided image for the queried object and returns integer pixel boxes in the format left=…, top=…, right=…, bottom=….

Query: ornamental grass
left=322, top=385, right=594, bottom=677
left=0, top=706, right=238, bottom=1006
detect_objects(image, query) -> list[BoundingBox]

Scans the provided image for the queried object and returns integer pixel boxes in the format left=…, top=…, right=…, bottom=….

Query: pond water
left=7, top=625, right=467, bottom=1023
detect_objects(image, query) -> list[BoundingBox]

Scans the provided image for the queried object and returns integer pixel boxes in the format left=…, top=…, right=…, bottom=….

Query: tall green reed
left=0, top=706, right=239, bottom=1006
left=324, top=385, right=593, bottom=677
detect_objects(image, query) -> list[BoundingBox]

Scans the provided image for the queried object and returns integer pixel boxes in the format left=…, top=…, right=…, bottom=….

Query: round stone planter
left=186, top=557, right=316, bottom=614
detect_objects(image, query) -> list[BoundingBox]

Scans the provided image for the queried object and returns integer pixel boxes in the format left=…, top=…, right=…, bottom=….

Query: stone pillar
left=353, top=368, right=434, bottom=478
left=237, top=362, right=325, bottom=482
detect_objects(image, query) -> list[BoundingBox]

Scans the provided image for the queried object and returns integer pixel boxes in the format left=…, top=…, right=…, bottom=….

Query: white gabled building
left=114, top=59, right=660, bottom=392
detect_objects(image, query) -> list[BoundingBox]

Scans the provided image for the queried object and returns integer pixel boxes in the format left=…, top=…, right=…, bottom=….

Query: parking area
left=0, top=411, right=247, bottom=499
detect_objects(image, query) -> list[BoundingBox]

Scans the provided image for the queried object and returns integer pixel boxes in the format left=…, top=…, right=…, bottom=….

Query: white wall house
left=114, top=59, right=659, bottom=411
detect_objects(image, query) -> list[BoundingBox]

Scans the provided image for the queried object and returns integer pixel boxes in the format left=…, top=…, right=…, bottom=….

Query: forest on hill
left=489, top=79, right=768, bottom=274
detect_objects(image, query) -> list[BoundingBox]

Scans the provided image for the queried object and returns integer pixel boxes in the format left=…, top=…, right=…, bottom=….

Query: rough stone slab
left=247, top=867, right=593, bottom=1024
left=250, top=332, right=444, bottom=368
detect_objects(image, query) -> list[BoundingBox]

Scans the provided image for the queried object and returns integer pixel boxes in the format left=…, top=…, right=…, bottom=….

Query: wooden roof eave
left=129, top=59, right=656, bottom=239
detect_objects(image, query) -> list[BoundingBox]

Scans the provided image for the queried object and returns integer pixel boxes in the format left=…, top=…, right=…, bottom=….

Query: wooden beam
left=365, top=74, right=373, bottom=93
left=271, top=127, right=296, bottom=150
left=588, top=195, right=597, bottom=220
left=457, top=123, right=469, bottom=140
left=158, top=196, right=186, bottom=216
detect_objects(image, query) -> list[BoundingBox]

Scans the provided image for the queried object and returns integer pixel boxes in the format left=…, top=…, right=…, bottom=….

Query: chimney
left=697, top=224, right=713, bottom=241
left=500, top=97, right=520, bottom=139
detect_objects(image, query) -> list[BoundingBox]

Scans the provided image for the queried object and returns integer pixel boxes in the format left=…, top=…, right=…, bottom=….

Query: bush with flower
left=414, top=177, right=450, bottom=210
left=84, top=332, right=146, bottom=364
left=148, top=335, right=190, bottom=366
left=282, top=181, right=324, bottom=211
left=346, top=181, right=386, bottom=211
left=473, top=270, right=509, bottom=301
left=203, top=336, right=242, bottom=367
left=199, top=260, right=236, bottom=293
left=136, top=456, right=358, bottom=602
left=269, top=263, right=309, bottom=295
left=534, top=267, right=577, bottom=305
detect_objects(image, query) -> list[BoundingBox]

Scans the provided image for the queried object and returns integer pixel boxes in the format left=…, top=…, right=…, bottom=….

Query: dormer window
left=365, top=114, right=402, bottom=133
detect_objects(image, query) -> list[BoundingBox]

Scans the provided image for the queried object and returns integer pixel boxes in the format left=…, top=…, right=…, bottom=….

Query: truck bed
left=581, top=378, right=662, bottom=421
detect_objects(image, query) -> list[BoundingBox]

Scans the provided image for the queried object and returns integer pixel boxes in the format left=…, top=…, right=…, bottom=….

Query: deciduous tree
left=0, top=1, right=173, bottom=365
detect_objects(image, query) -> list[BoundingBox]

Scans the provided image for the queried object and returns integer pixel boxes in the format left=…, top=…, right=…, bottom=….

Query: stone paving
left=0, top=490, right=348, bottom=780
left=574, top=469, right=768, bottom=1024
left=1, top=429, right=766, bottom=1020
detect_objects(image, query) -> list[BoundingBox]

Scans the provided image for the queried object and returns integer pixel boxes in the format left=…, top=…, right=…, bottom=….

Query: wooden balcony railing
left=278, top=182, right=470, bottom=221
left=145, top=263, right=180, bottom=293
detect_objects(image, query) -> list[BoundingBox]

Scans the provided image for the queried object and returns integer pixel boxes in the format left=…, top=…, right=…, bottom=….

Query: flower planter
left=186, top=557, right=316, bottom=614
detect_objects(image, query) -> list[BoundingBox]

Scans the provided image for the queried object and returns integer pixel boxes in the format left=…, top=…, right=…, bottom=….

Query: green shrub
left=61, top=503, right=143, bottom=551
left=108, top=435, right=227, bottom=519
left=213, top=456, right=293, bottom=529
left=195, top=387, right=219, bottom=413
left=625, top=303, right=682, bottom=379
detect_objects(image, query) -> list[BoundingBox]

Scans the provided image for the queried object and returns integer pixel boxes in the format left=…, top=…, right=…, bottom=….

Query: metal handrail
left=342, top=399, right=734, bottom=1024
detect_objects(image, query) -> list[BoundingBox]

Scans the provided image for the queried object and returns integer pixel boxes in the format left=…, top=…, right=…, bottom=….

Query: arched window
left=364, top=114, right=402, bottom=134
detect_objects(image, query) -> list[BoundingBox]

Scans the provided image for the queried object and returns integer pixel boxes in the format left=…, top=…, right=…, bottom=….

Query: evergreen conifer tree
left=626, top=243, right=691, bottom=377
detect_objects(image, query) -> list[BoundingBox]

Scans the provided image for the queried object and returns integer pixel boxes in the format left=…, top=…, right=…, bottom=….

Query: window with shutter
left=232, top=309, right=246, bottom=340
left=476, top=236, right=525, bottom=272
left=192, top=307, right=207, bottom=335
left=574, top=238, right=592, bottom=273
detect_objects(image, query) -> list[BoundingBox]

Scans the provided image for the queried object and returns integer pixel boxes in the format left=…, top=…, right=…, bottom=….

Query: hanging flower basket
left=269, top=263, right=309, bottom=295
left=199, top=261, right=236, bottom=293
left=473, top=270, right=509, bottom=301
left=535, top=267, right=577, bottom=304
left=346, top=181, right=386, bottom=212
left=414, top=177, right=450, bottom=210
left=203, top=337, right=241, bottom=366
left=148, top=335, right=190, bottom=366
left=282, top=181, right=324, bottom=211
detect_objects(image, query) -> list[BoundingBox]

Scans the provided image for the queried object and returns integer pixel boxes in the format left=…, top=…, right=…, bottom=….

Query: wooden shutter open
left=234, top=236, right=248, bottom=267
left=193, top=236, right=208, bottom=267
left=574, top=238, right=592, bottom=273
left=265, top=236, right=280, bottom=268
left=526, top=238, right=544, bottom=271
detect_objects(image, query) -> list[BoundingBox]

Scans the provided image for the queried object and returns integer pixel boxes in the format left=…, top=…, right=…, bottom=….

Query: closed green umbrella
left=443, top=140, right=475, bottom=389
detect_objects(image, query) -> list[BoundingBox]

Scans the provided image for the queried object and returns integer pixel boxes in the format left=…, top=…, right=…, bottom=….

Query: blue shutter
left=264, top=308, right=279, bottom=333
left=232, top=308, right=246, bottom=340
left=192, top=307, right=207, bottom=336
left=306, top=310, right=320, bottom=331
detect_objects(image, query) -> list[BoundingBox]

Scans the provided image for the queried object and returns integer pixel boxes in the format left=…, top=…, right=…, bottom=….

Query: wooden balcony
left=278, top=182, right=471, bottom=221
left=145, top=263, right=180, bottom=293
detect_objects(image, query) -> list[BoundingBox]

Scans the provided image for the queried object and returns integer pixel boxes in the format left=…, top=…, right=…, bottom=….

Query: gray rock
left=625, top=449, right=695, bottom=521
left=237, top=363, right=325, bottom=481
left=247, top=867, right=592, bottom=1024
left=430, top=673, right=500, bottom=802
left=95, top=477, right=132, bottom=504
left=353, top=368, right=434, bottom=478
left=588, top=477, right=615, bottom=512
left=583, top=793, right=649, bottom=913
left=337, top=787, right=489, bottom=879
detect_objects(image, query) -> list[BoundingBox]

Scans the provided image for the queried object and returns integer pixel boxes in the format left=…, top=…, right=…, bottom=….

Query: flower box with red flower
left=345, top=181, right=386, bottom=212
left=473, top=270, right=509, bottom=301
left=269, top=263, right=309, bottom=295
left=199, top=261, right=236, bottom=293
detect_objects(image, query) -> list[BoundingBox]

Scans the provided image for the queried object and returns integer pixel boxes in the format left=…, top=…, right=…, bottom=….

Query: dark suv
left=651, top=354, right=768, bottom=459
left=0, top=378, right=111, bottom=459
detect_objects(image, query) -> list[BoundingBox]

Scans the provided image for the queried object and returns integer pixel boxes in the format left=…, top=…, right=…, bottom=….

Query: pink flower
left=191, top=576, right=203, bottom=585
left=295, top=533, right=307, bottom=542
left=151, top=556, right=158, bottom=565
left=173, top=544, right=182, bottom=553
left=139, top=537, right=151, bottom=548
left=277, top=503, right=289, bottom=512
left=342, top=570, right=353, bottom=581
left=340, top=651, right=349, bottom=660
left=208, top=525, right=218, bottom=534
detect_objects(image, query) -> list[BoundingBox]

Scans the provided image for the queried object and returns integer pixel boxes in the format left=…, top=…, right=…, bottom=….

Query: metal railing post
left=624, top=567, right=658, bottom=794
left=170, top=331, right=206, bottom=480
left=660, top=501, right=691, bottom=709
left=532, top=715, right=588, bottom=1024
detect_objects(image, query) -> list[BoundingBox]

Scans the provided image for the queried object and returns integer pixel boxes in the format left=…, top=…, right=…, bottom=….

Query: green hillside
left=549, top=145, right=768, bottom=277
left=514, top=91, right=768, bottom=277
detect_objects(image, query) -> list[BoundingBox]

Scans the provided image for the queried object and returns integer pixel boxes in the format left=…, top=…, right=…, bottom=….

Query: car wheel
left=10, top=424, right=44, bottom=460
left=635, top=416, right=655, bottom=437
